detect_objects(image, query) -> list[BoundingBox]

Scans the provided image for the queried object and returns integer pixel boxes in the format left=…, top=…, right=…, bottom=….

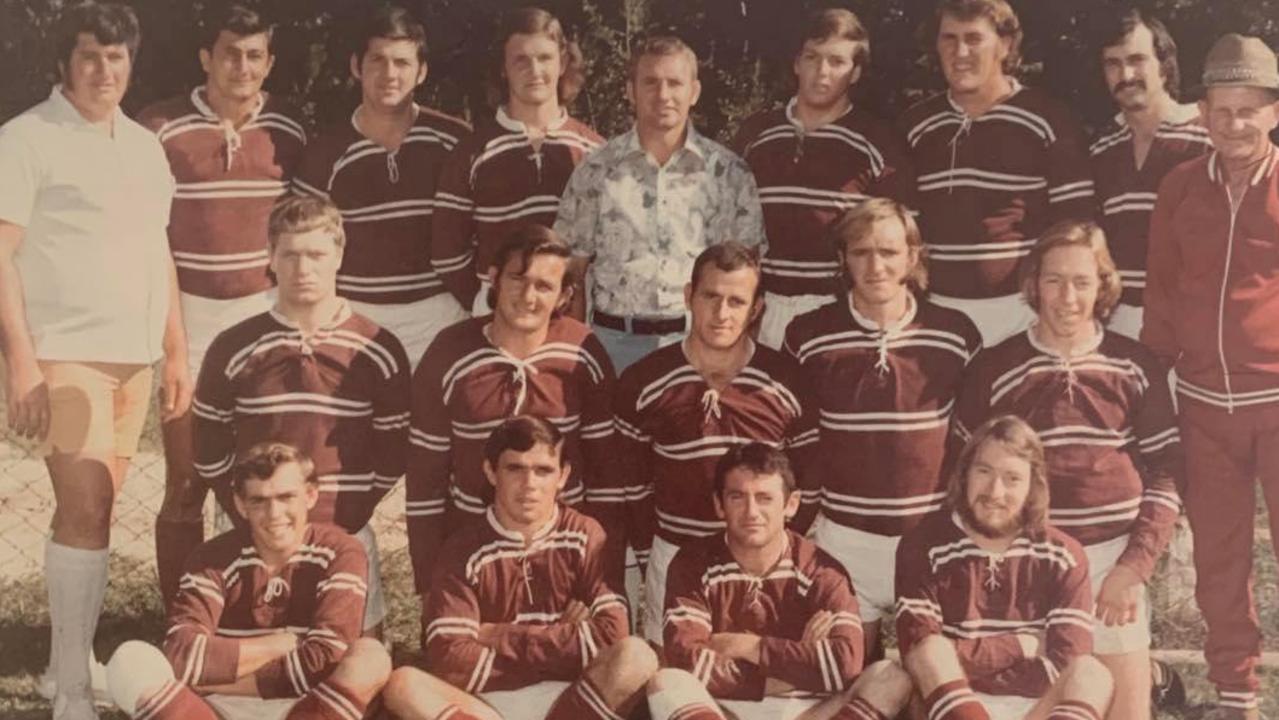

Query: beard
left=959, top=498, right=1025, bottom=540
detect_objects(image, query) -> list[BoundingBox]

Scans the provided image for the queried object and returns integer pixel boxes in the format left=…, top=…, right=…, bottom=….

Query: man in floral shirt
left=554, top=35, right=765, bottom=373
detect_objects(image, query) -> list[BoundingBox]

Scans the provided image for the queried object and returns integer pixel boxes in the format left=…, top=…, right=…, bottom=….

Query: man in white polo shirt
left=0, top=4, right=189, bottom=719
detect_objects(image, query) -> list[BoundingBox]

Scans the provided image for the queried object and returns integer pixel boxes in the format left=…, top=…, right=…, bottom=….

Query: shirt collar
left=946, top=77, right=1023, bottom=116
left=622, top=122, right=707, bottom=163
left=496, top=104, right=569, bottom=133
left=191, top=86, right=265, bottom=124
left=47, top=85, right=125, bottom=129
left=1025, top=320, right=1105, bottom=358
left=268, top=298, right=353, bottom=332
left=847, top=291, right=917, bottom=332
left=1112, top=101, right=1200, bottom=128
left=1206, top=143, right=1279, bottom=187
left=784, top=95, right=853, bottom=130
left=486, top=503, right=561, bottom=543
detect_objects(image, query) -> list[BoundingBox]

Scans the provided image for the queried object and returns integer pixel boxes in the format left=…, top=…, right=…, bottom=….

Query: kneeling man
left=649, top=442, right=911, bottom=720
left=897, top=415, right=1112, bottom=720
left=106, top=442, right=389, bottom=720
left=385, top=415, right=656, bottom=720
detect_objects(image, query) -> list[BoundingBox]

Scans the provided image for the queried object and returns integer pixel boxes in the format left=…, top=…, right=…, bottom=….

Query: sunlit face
left=685, top=265, right=761, bottom=351
left=200, top=30, right=274, bottom=104
left=964, top=439, right=1031, bottom=540
left=628, top=52, right=702, bottom=134
left=504, top=32, right=562, bottom=108
left=936, top=14, right=1011, bottom=98
left=484, top=442, right=570, bottom=530
left=1201, top=86, right=1279, bottom=168
left=793, top=37, right=861, bottom=111
left=715, top=468, right=798, bottom=550
left=60, top=33, right=132, bottom=119
left=352, top=37, right=427, bottom=111
left=1035, top=245, right=1100, bottom=343
left=269, top=227, right=343, bottom=309
left=841, top=217, right=919, bottom=310
left=1101, top=24, right=1167, bottom=113
left=491, top=252, right=569, bottom=333
left=234, top=462, right=319, bottom=557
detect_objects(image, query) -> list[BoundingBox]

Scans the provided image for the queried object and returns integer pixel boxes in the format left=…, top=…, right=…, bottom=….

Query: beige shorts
left=354, top=524, right=387, bottom=630
left=37, top=361, right=153, bottom=458
left=480, top=680, right=572, bottom=718
left=719, top=693, right=823, bottom=720
left=642, top=536, right=682, bottom=644
left=1084, top=534, right=1150, bottom=655
left=758, top=292, right=836, bottom=350
left=813, top=516, right=900, bottom=623
left=204, top=694, right=297, bottom=720
left=974, top=692, right=1036, bottom=719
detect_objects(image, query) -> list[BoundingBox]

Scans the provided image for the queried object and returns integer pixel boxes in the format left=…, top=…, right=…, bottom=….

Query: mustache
left=1113, top=79, right=1146, bottom=94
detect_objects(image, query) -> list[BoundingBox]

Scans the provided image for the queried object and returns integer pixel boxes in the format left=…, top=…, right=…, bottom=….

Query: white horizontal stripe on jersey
left=925, top=237, right=1038, bottom=263
left=796, top=326, right=973, bottom=364
left=656, top=509, right=725, bottom=537
left=819, top=401, right=953, bottom=433
left=821, top=489, right=947, bottom=517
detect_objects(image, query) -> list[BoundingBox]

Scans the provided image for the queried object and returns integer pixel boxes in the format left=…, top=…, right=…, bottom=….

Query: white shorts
left=929, top=293, right=1034, bottom=349
left=349, top=294, right=469, bottom=370
left=642, top=537, right=682, bottom=644
left=205, top=694, right=298, bottom=720
left=480, top=680, right=572, bottom=718
left=758, top=292, right=836, bottom=350
left=354, top=524, right=387, bottom=631
left=974, top=692, right=1036, bottom=719
left=1106, top=303, right=1143, bottom=341
left=625, top=545, right=644, bottom=630
left=180, top=290, right=275, bottom=378
left=719, top=693, right=822, bottom=720
left=473, top=278, right=493, bottom=316
left=813, top=516, right=899, bottom=623
left=1084, top=533, right=1150, bottom=655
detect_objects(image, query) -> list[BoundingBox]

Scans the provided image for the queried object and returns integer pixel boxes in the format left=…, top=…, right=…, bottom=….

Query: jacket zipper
left=1216, top=184, right=1240, bottom=413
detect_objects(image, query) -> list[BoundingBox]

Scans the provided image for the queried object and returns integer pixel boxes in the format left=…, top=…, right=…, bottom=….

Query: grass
left=3, top=522, right=1278, bottom=718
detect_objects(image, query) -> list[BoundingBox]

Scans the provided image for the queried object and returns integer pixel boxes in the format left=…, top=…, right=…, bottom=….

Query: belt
left=592, top=310, right=687, bottom=336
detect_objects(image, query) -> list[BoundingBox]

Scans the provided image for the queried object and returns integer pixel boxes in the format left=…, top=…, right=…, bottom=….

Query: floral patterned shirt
left=554, top=125, right=765, bottom=317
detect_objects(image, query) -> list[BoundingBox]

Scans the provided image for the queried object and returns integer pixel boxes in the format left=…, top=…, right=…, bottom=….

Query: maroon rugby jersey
left=614, top=341, right=818, bottom=563
left=293, top=107, right=470, bottom=305
left=1089, top=112, right=1210, bottom=306
left=422, top=505, right=629, bottom=692
left=733, top=98, right=915, bottom=297
left=664, top=530, right=864, bottom=700
left=955, top=328, right=1182, bottom=581
left=139, top=88, right=306, bottom=300
left=406, top=315, right=617, bottom=592
left=165, top=524, right=367, bottom=698
left=895, top=512, right=1093, bottom=697
left=192, top=303, right=411, bottom=533
left=899, top=86, right=1096, bottom=299
left=784, top=295, right=981, bottom=535
left=432, top=108, right=602, bottom=306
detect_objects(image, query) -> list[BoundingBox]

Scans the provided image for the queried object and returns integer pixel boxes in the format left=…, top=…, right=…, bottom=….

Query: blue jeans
left=592, top=323, right=684, bottom=373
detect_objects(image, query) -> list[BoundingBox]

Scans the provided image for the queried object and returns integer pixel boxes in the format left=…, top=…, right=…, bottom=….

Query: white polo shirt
left=0, top=87, right=174, bottom=364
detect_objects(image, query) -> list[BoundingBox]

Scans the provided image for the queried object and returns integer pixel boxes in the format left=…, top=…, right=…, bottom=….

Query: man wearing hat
left=1143, top=33, right=1279, bottom=720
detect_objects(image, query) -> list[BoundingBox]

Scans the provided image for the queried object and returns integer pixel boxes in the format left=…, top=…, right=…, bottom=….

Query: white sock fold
left=47, top=540, right=110, bottom=702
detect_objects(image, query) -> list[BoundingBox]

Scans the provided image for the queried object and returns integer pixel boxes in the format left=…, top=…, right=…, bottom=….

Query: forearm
left=0, top=253, right=37, bottom=368
left=234, top=633, right=295, bottom=678
left=162, top=255, right=188, bottom=359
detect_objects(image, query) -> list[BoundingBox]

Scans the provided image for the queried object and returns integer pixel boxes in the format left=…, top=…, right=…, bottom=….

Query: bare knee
left=1061, top=655, right=1114, bottom=709
left=382, top=666, right=427, bottom=710
left=903, top=635, right=955, bottom=678
left=850, top=659, right=913, bottom=715
left=647, top=667, right=702, bottom=695
left=331, top=638, right=391, bottom=701
left=596, top=637, right=659, bottom=691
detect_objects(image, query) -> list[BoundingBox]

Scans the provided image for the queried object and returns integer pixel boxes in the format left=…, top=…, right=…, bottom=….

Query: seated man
left=896, top=415, right=1113, bottom=720
left=652, top=442, right=911, bottom=720
left=384, top=415, right=657, bottom=720
left=105, top=443, right=390, bottom=720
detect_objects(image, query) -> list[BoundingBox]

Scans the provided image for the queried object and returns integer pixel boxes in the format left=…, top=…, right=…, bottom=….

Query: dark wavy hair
left=352, top=5, right=428, bottom=65
left=922, top=0, right=1023, bottom=74
left=713, top=442, right=796, bottom=497
left=56, top=2, right=140, bottom=69
left=484, top=415, right=564, bottom=466
left=1094, top=5, right=1182, bottom=100
left=232, top=442, right=317, bottom=495
left=487, top=225, right=574, bottom=314
left=200, top=4, right=274, bottom=52
left=487, top=7, right=586, bottom=107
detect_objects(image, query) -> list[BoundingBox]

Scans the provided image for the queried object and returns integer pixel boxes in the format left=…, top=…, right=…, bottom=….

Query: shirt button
left=300, top=344, right=314, bottom=356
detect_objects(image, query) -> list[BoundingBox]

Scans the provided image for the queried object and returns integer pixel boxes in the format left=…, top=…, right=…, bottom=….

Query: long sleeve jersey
left=1142, top=146, right=1279, bottom=412
left=783, top=295, right=981, bottom=535
left=431, top=108, right=602, bottom=305
left=293, top=107, right=470, bottom=305
left=406, top=315, right=618, bottom=592
left=663, top=531, right=864, bottom=700
left=954, top=327, right=1182, bottom=581
left=899, top=85, right=1095, bottom=299
left=1089, top=107, right=1209, bottom=307
left=614, top=341, right=818, bottom=564
left=164, top=524, right=367, bottom=699
left=139, top=88, right=306, bottom=300
left=732, top=98, right=915, bottom=297
left=422, top=505, right=629, bottom=693
left=192, top=304, right=411, bottom=533
left=895, top=512, right=1093, bottom=698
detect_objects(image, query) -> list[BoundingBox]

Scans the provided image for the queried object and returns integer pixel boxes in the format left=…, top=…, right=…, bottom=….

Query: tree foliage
left=2, top=0, right=1277, bottom=140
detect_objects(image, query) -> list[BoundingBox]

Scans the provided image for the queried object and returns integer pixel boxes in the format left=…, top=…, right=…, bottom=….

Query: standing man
left=432, top=7, right=603, bottom=314
left=1143, top=34, right=1279, bottom=719
left=1089, top=6, right=1210, bottom=339
left=897, top=415, right=1113, bottom=720
left=656, top=443, right=911, bottom=720
left=0, top=4, right=189, bottom=718
left=956, top=221, right=1183, bottom=719
left=614, top=242, right=816, bottom=647
left=294, top=5, right=471, bottom=367
left=139, top=2, right=308, bottom=608
left=784, top=199, right=980, bottom=659
left=105, top=443, right=390, bottom=720
left=554, top=35, right=765, bottom=372
left=407, top=226, right=619, bottom=593
left=900, top=0, right=1095, bottom=346
left=192, top=196, right=410, bottom=636
left=384, top=416, right=657, bottom=720
left=733, top=8, right=914, bottom=349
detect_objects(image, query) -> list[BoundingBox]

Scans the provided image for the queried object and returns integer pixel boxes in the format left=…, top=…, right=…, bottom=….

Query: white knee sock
left=47, top=540, right=110, bottom=701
